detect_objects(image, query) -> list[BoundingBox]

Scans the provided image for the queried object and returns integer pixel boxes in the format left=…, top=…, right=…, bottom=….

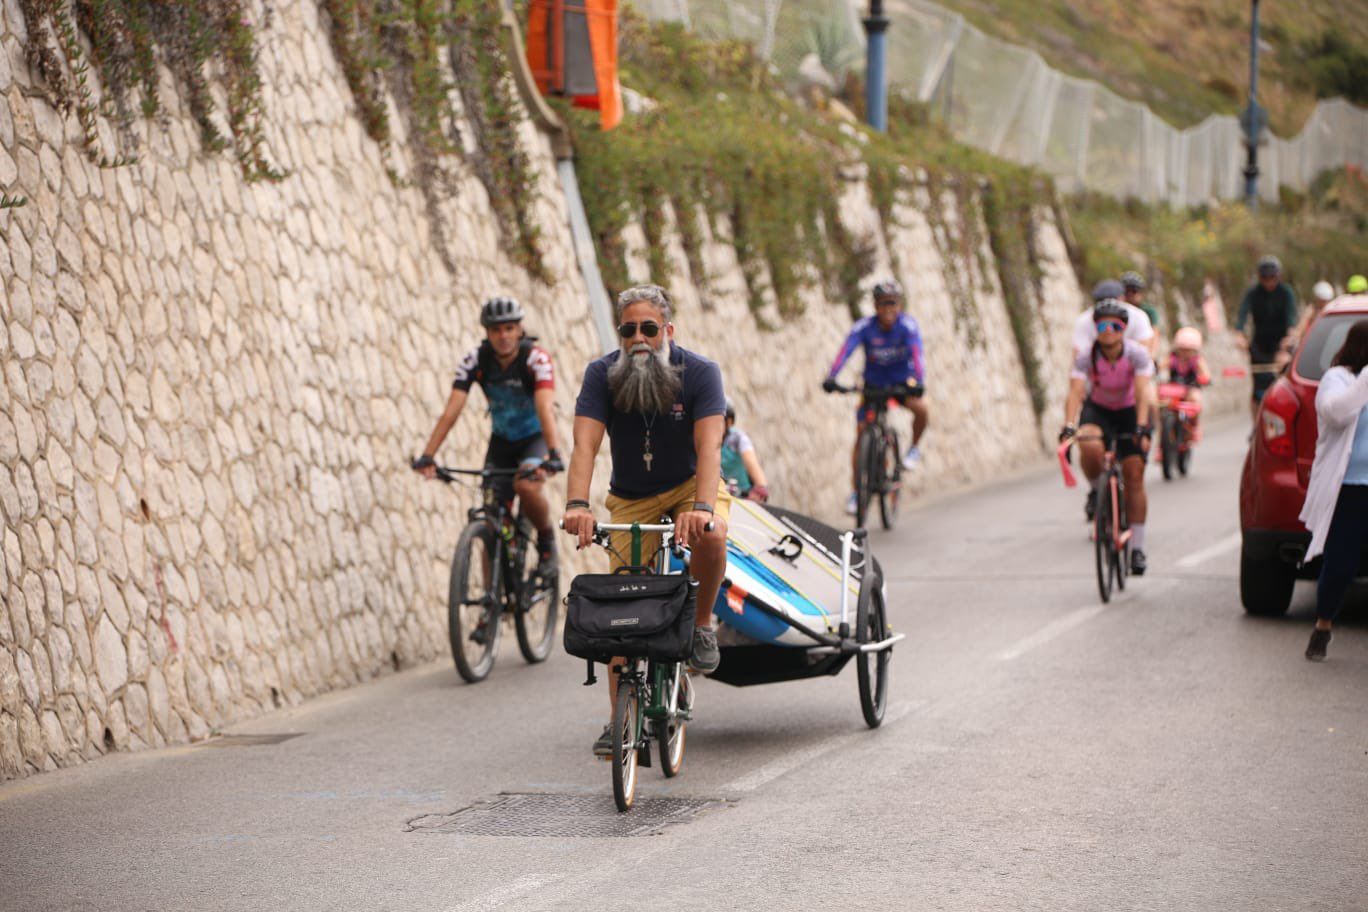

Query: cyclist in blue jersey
left=413, top=297, right=564, bottom=572
left=823, top=279, right=929, bottom=515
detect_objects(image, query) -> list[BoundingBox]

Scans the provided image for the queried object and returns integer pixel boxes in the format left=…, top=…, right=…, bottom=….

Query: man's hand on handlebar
left=561, top=506, right=596, bottom=550
left=675, top=510, right=722, bottom=549
left=411, top=454, right=437, bottom=479
left=542, top=448, right=565, bottom=475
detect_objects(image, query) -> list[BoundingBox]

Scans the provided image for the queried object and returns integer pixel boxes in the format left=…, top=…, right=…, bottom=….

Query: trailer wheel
left=856, top=573, right=889, bottom=729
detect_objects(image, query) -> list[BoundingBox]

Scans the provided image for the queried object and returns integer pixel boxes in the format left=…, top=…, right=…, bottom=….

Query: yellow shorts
left=604, top=477, right=731, bottom=571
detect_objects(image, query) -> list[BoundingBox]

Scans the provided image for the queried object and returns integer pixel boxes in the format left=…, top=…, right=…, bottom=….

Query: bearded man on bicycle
left=413, top=297, right=564, bottom=573
left=561, top=284, right=730, bottom=756
left=823, top=279, right=928, bottom=516
left=1060, top=299, right=1155, bottom=575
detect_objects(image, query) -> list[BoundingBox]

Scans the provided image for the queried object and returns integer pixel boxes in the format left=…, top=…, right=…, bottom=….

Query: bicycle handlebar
left=826, top=382, right=927, bottom=399
left=424, top=463, right=543, bottom=484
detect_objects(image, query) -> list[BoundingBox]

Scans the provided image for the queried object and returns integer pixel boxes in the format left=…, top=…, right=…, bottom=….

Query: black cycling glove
left=411, top=454, right=435, bottom=471
left=822, top=377, right=840, bottom=393
left=542, top=449, right=565, bottom=474
left=1057, top=424, right=1077, bottom=443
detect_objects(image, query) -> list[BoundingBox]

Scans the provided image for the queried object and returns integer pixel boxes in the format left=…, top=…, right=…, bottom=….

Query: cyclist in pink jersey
left=1060, top=299, right=1156, bottom=575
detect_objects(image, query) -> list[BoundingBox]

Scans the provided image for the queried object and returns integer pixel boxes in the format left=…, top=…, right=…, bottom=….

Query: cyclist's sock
left=1130, top=523, right=1146, bottom=551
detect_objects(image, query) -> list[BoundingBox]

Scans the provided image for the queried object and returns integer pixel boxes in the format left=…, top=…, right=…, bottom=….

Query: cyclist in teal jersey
left=413, top=297, right=564, bottom=572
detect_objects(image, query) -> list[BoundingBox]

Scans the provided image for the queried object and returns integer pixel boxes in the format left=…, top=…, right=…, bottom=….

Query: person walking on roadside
left=561, top=284, right=730, bottom=755
left=1234, top=255, right=1298, bottom=418
left=1301, top=319, right=1368, bottom=661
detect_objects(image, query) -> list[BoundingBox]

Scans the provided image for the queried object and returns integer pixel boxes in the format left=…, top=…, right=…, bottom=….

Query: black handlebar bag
left=564, top=574, right=697, bottom=663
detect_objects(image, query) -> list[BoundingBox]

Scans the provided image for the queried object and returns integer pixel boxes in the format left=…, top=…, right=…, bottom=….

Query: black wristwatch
left=691, top=502, right=715, bottom=515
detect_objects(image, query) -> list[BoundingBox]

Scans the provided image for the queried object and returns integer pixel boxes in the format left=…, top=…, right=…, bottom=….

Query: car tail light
left=1261, top=384, right=1299, bottom=458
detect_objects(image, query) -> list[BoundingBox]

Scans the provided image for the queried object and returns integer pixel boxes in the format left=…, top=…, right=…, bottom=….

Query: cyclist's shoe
left=844, top=492, right=858, bottom=516
left=901, top=445, right=922, bottom=470
left=1085, top=489, right=1097, bottom=522
left=592, top=724, right=613, bottom=757
left=1130, top=549, right=1148, bottom=576
left=1305, top=627, right=1331, bottom=661
left=689, top=625, right=721, bottom=674
left=536, top=538, right=558, bottom=578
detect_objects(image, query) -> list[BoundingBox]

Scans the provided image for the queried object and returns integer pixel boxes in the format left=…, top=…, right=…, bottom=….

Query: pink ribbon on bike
left=1057, top=440, right=1078, bottom=488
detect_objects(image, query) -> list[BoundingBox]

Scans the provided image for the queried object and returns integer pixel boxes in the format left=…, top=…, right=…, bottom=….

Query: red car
left=1239, top=294, right=1368, bottom=616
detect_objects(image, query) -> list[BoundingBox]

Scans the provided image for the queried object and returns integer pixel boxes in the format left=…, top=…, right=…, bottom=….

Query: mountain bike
left=1058, top=433, right=1138, bottom=604
left=828, top=383, right=926, bottom=530
left=426, top=464, right=559, bottom=683
left=578, top=520, right=697, bottom=813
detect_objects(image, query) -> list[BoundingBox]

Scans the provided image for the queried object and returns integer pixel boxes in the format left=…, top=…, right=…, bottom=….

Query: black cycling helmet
left=724, top=397, right=736, bottom=421
left=1257, top=255, right=1282, bottom=277
left=872, top=279, right=904, bottom=301
left=1092, top=298, right=1130, bottom=325
left=480, top=296, right=524, bottom=326
left=1120, top=271, right=1146, bottom=291
left=1092, top=279, right=1125, bottom=302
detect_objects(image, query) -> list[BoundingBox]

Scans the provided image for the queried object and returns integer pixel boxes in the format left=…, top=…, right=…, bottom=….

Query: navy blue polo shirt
left=574, top=345, right=726, bottom=499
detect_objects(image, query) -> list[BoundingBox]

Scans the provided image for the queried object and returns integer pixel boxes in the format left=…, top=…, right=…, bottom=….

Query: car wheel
left=1239, top=540, right=1295, bottom=616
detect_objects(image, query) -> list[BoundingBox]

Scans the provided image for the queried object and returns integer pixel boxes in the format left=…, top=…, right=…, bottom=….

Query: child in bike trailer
left=1059, top=298, right=1155, bottom=575
left=823, top=279, right=928, bottom=515
left=721, top=398, right=771, bottom=503
left=1166, top=326, right=1211, bottom=442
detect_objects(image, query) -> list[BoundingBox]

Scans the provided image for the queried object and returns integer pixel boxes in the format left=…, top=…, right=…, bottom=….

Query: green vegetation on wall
left=320, top=0, right=547, bottom=276
left=17, top=0, right=282, bottom=179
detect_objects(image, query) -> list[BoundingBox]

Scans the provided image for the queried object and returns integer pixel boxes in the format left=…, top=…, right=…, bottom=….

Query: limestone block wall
left=0, top=1, right=1121, bottom=778
left=0, top=0, right=606, bottom=777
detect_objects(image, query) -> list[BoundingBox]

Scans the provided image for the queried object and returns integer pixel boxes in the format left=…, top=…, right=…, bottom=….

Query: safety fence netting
left=632, top=0, right=1368, bottom=206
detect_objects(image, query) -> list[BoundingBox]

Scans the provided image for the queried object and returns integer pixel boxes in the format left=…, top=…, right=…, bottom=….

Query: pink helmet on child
left=1174, top=326, right=1203, bottom=351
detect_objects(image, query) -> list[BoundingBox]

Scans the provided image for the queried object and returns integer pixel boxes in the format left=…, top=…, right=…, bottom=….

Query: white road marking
left=446, top=874, right=555, bottom=912
left=1175, top=531, right=1241, bottom=569
left=723, top=700, right=921, bottom=794
left=996, top=604, right=1107, bottom=662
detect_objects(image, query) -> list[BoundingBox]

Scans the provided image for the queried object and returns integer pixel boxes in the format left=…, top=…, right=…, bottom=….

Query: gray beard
left=608, top=342, right=683, bottom=415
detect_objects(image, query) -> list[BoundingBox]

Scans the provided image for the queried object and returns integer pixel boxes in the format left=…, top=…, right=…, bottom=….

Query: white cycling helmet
left=1313, top=280, right=1335, bottom=303
left=1173, top=326, right=1203, bottom=351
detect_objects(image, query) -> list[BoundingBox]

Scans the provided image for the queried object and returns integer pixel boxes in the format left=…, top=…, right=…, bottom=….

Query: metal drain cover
left=407, top=792, right=727, bottom=838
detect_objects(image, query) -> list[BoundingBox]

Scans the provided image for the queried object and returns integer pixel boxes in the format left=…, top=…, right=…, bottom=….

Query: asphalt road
left=3, top=417, right=1366, bottom=912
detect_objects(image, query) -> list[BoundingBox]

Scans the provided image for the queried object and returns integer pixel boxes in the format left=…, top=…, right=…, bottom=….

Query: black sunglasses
left=617, top=321, right=662, bottom=339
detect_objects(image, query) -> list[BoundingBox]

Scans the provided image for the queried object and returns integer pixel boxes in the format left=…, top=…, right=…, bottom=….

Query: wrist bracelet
left=692, top=502, right=715, bottom=514
left=565, top=499, right=590, bottom=510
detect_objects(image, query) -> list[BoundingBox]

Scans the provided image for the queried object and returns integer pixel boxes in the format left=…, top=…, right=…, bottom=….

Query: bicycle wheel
left=1093, top=481, right=1113, bottom=604
left=611, top=679, right=640, bottom=812
left=655, top=664, right=688, bottom=778
left=1177, top=424, right=1192, bottom=477
left=878, top=429, right=901, bottom=531
left=1160, top=414, right=1177, bottom=481
left=513, top=521, right=560, bottom=664
left=1112, top=474, right=1128, bottom=592
left=855, top=427, right=878, bottom=528
left=856, top=572, right=890, bottom=728
left=448, top=522, right=501, bottom=683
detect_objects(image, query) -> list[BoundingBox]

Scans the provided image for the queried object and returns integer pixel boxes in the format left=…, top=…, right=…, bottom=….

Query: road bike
left=1156, top=381, right=1201, bottom=481
left=426, top=464, right=559, bottom=683
left=1058, top=433, right=1140, bottom=603
left=578, top=520, right=696, bottom=813
left=827, top=383, right=926, bottom=530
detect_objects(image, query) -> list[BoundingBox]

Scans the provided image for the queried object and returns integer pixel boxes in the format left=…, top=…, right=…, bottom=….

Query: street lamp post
left=1242, top=0, right=1264, bottom=209
left=864, top=0, right=890, bottom=132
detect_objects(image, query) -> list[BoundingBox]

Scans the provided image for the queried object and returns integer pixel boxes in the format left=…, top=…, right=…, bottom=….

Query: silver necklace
left=642, top=412, right=657, bottom=471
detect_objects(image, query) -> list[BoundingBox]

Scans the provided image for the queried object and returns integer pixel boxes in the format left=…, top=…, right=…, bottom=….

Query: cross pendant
left=643, top=450, right=654, bottom=471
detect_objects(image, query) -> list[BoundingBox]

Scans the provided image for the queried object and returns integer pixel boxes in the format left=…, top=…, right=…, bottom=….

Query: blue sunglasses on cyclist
left=1095, top=319, right=1126, bottom=334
